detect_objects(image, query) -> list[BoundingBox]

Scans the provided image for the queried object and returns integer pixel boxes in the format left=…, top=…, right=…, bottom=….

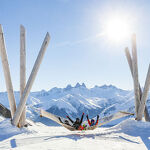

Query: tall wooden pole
left=0, top=25, right=16, bottom=118
left=12, top=32, right=50, bottom=126
left=125, top=47, right=150, bottom=121
left=137, top=64, right=150, bottom=120
left=131, top=34, right=140, bottom=119
left=19, top=25, right=26, bottom=127
left=125, top=47, right=133, bottom=75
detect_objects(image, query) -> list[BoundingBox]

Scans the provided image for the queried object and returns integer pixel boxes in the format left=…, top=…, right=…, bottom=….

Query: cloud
left=54, top=32, right=105, bottom=48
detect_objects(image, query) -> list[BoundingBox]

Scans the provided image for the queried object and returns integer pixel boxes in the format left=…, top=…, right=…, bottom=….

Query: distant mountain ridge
left=0, top=83, right=150, bottom=123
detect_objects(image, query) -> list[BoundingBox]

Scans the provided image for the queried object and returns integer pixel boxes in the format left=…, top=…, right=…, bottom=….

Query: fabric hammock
left=40, top=109, right=134, bottom=131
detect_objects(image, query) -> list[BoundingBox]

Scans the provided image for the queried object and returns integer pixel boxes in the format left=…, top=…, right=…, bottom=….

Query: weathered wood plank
left=0, top=25, right=16, bottom=118
left=19, top=25, right=26, bottom=127
left=131, top=34, right=140, bottom=119
left=12, top=32, right=50, bottom=126
left=137, top=65, right=150, bottom=120
left=125, top=47, right=150, bottom=121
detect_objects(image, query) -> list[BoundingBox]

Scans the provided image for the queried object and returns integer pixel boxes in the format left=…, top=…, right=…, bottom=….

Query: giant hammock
left=40, top=109, right=134, bottom=131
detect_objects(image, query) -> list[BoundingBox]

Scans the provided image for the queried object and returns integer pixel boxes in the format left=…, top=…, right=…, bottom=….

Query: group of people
left=59, top=113, right=99, bottom=130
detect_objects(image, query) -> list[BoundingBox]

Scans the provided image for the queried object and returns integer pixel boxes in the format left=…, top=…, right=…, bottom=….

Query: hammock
left=40, top=109, right=134, bottom=131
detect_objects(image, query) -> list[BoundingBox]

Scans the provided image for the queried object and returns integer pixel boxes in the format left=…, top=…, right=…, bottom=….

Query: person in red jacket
left=86, top=115, right=99, bottom=126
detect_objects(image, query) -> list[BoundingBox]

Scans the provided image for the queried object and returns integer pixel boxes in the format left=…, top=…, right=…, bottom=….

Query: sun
left=103, top=15, right=132, bottom=43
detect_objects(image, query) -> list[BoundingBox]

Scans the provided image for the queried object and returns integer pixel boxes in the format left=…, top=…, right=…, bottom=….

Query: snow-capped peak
left=75, top=82, right=81, bottom=88
left=64, top=84, right=73, bottom=91
left=74, top=82, right=86, bottom=88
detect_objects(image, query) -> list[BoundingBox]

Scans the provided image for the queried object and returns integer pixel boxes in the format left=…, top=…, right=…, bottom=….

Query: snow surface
left=1, top=84, right=150, bottom=149
left=0, top=117, right=150, bottom=150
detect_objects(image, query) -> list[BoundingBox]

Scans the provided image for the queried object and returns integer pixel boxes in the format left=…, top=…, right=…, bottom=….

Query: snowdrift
left=0, top=118, right=150, bottom=150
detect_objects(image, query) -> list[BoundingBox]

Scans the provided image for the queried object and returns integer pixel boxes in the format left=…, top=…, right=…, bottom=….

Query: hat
left=91, top=119, right=95, bottom=123
left=76, top=118, right=79, bottom=121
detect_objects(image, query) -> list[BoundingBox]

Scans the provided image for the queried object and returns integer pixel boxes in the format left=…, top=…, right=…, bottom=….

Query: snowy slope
left=0, top=84, right=150, bottom=149
left=0, top=117, right=150, bottom=150
left=0, top=83, right=150, bottom=122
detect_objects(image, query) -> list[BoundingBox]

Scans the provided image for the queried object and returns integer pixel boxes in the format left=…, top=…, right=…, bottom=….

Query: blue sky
left=0, top=0, right=150, bottom=91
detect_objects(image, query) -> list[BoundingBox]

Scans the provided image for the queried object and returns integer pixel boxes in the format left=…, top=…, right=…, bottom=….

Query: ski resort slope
left=0, top=118, right=150, bottom=150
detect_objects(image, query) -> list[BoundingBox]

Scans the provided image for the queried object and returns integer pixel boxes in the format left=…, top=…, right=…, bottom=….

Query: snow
left=1, top=83, right=150, bottom=121
left=0, top=84, right=150, bottom=149
left=0, top=118, right=150, bottom=150
left=0, top=119, right=29, bottom=142
left=0, top=84, right=139, bottom=120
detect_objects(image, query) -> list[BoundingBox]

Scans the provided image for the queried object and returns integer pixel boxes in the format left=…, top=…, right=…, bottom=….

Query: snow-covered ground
left=0, top=117, right=150, bottom=150
left=1, top=84, right=150, bottom=149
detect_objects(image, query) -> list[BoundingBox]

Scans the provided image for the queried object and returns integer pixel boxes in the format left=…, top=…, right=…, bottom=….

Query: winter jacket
left=86, top=115, right=99, bottom=126
left=67, top=113, right=84, bottom=130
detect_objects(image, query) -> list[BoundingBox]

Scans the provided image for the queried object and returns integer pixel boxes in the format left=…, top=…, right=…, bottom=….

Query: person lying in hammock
left=66, top=113, right=84, bottom=130
left=58, top=117, right=71, bottom=126
left=86, top=114, right=99, bottom=126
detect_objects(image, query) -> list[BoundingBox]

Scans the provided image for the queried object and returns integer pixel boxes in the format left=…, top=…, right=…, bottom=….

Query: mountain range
left=0, top=83, right=150, bottom=125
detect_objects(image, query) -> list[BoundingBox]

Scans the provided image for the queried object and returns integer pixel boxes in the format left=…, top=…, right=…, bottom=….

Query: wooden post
left=125, top=47, right=133, bottom=75
left=125, top=47, right=150, bottom=121
left=0, top=25, right=16, bottom=118
left=19, top=25, right=26, bottom=127
left=12, top=32, right=50, bottom=126
left=137, top=64, right=150, bottom=120
left=131, top=34, right=140, bottom=119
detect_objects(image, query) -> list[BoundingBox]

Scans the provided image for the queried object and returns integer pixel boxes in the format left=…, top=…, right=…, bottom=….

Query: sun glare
left=103, top=15, right=132, bottom=43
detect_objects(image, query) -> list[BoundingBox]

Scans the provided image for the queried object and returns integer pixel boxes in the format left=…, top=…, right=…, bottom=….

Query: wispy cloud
left=53, top=32, right=105, bottom=48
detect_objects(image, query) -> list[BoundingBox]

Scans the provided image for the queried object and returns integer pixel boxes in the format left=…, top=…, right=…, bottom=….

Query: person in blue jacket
left=86, top=114, right=99, bottom=126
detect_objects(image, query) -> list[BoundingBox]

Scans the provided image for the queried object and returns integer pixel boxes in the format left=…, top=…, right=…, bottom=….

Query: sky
left=0, top=0, right=150, bottom=91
